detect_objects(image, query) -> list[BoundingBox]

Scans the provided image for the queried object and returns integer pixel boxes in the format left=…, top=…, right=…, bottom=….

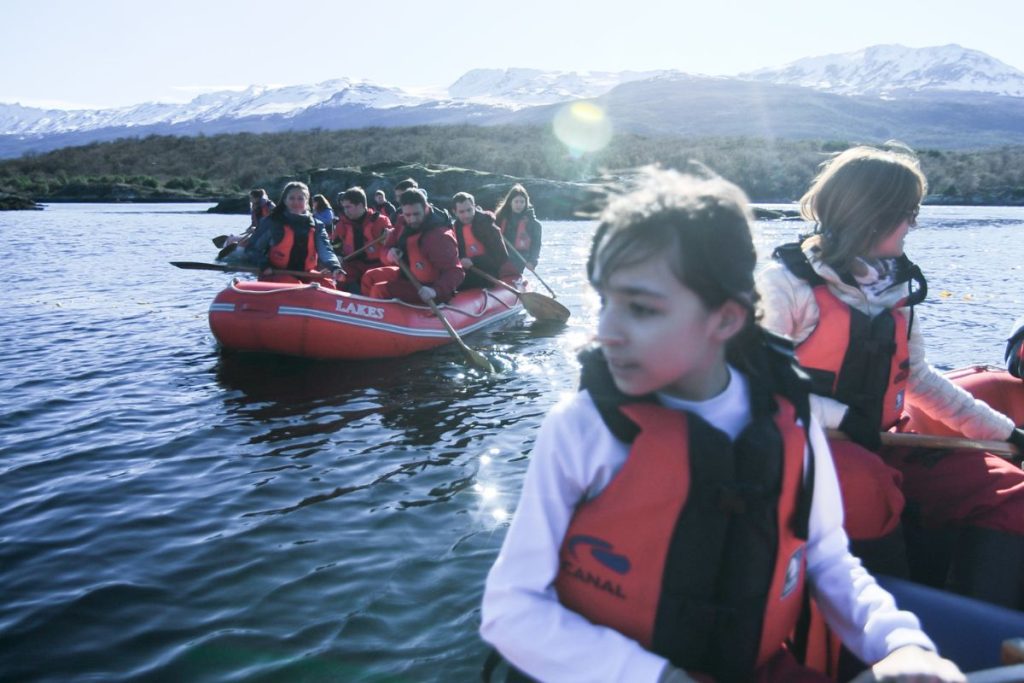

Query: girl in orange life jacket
left=758, top=144, right=1024, bottom=607
left=480, top=168, right=962, bottom=683
left=251, top=181, right=345, bottom=286
left=494, top=183, right=542, bottom=278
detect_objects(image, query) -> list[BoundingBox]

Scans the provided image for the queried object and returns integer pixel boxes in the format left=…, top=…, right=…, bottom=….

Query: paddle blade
left=212, top=235, right=229, bottom=248
left=465, top=346, right=496, bottom=373
left=171, top=261, right=227, bottom=271
left=216, top=243, right=239, bottom=260
left=520, top=292, right=570, bottom=323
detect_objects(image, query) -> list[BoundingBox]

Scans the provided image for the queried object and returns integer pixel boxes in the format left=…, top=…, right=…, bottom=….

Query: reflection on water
left=2, top=203, right=1023, bottom=681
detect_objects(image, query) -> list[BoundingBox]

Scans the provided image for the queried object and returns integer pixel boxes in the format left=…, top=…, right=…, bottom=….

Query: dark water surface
left=1, top=203, right=1023, bottom=682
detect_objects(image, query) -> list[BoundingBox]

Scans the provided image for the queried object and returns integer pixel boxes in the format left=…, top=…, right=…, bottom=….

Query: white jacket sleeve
left=904, top=315, right=1014, bottom=440
left=479, top=395, right=670, bottom=683
left=803, top=417, right=937, bottom=662
left=757, top=262, right=820, bottom=345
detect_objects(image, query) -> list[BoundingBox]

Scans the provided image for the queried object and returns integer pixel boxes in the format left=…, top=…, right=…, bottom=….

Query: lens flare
left=553, top=101, right=613, bottom=154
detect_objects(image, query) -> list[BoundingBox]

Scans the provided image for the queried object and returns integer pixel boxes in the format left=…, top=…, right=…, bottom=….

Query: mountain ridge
left=3, top=44, right=1024, bottom=158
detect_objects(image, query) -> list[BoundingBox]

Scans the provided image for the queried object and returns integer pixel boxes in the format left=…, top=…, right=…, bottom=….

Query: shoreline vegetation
left=2, top=125, right=1023, bottom=213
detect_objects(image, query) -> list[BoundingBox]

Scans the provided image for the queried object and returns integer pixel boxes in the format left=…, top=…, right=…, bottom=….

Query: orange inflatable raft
left=208, top=279, right=523, bottom=360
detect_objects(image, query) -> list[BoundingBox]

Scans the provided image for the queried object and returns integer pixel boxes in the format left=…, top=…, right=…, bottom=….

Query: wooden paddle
left=336, top=232, right=388, bottom=261
left=826, top=428, right=1021, bottom=459
left=468, top=267, right=570, bottom=323
left=502, top=237, right=558, bottom=299
left=170, top=261, right=340, bottom=281
left=395, top=259, right=495, bottom=373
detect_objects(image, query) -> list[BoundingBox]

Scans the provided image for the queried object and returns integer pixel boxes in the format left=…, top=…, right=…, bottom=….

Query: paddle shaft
left=170, top=261, right=337, bottom=280
left=395, top=259, right=493, bottom=372
left=502, top=236, right=558, bottom=298
left=468, top=267, right=520, bottom=294
left=213, top=225, right=255, bottom=246
left=826, top=428, right=1020, bottom=459
left=338, top=232, right=388, bottom=262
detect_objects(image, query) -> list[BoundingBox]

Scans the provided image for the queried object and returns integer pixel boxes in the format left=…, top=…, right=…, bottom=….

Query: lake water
left=2, top=203, right=1023, bottom=682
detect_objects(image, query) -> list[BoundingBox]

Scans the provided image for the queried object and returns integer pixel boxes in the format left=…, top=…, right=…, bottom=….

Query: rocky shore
left=206, top=162, right=609, bottom=220
left=0, top=192, right=41, bottom=210
left=206, top=162, right=804, bottom=221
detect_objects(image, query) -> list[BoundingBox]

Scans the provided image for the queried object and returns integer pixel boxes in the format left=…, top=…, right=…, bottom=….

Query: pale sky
left=6, top=0, right=1024, bottom=109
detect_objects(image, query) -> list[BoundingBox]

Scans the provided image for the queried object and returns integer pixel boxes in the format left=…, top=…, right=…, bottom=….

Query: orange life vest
left=554, top=395, right=811, bottom=680
left=773, top=244, right=924, bottom=431
left=336, top=210, right=388, bottom=263
left=269, top=223, right=318, bottom=272
left=404, top=231, right=439, bottom=284
left=798, top=286, right=910, bottom=430
left=499, top=216, right=531, bottom=252
left=456, top=221, right=487, bottom=258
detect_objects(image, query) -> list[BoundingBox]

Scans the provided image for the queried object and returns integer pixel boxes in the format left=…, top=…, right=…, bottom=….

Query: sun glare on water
left=553, top=101, right=613, bottom=155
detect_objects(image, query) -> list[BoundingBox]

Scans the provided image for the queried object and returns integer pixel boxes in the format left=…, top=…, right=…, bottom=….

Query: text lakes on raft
left=335, top=299, right=386, bottom=320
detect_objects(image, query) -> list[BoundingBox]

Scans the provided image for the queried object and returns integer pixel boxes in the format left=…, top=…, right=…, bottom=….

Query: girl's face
left=595, top=255, right=737, bottom=401
left=510, top=196, right=527, bottom=213
left=869, top=211, right=916, bottom=258
left=286, top=189, right=310, bottom=214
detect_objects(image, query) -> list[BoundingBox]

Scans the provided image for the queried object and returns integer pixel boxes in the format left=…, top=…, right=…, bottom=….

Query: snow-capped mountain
left=4, top=44, right=1024, bottom=158
left=0, top=79, right=428, bottom=137
left=744, top=44, right=1024, bottom=97
left=447, top=68, right=672, bottom=108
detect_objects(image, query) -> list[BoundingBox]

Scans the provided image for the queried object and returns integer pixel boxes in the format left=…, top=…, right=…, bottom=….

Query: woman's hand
left=418, top=285, right=437, bottom=302
left=461, top=257, right=474, bottom=268
left=386, top=248, right=402, bottom=266
left=851, top=645, right=965, bottom=683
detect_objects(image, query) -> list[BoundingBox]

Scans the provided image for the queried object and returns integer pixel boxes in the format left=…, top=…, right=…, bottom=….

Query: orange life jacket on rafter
left=772, top=243, right=927, bottom=431
left=499, top=216, right=531, bottom=252
left=556, top=347, right=816, bottom=681
left=456, top=221, right=487, bottom=259
left=269, top=223, right=318, bottom=272
left=335, top=209, right=388, bottom=263
left=403, top=230, right=440, bottom=284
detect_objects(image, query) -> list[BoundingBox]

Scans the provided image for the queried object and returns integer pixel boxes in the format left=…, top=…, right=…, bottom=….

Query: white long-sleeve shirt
left=480, top=367, right=935, bottom=683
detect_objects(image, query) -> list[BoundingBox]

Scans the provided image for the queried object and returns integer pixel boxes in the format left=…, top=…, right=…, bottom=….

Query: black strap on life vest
left=351, top=213, right=367, bottom=252
left=772, top=242, right=826, bottom=287
left=772, top=242, right=928, bottom=334
left=455, top=221, right=471, bottom=257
